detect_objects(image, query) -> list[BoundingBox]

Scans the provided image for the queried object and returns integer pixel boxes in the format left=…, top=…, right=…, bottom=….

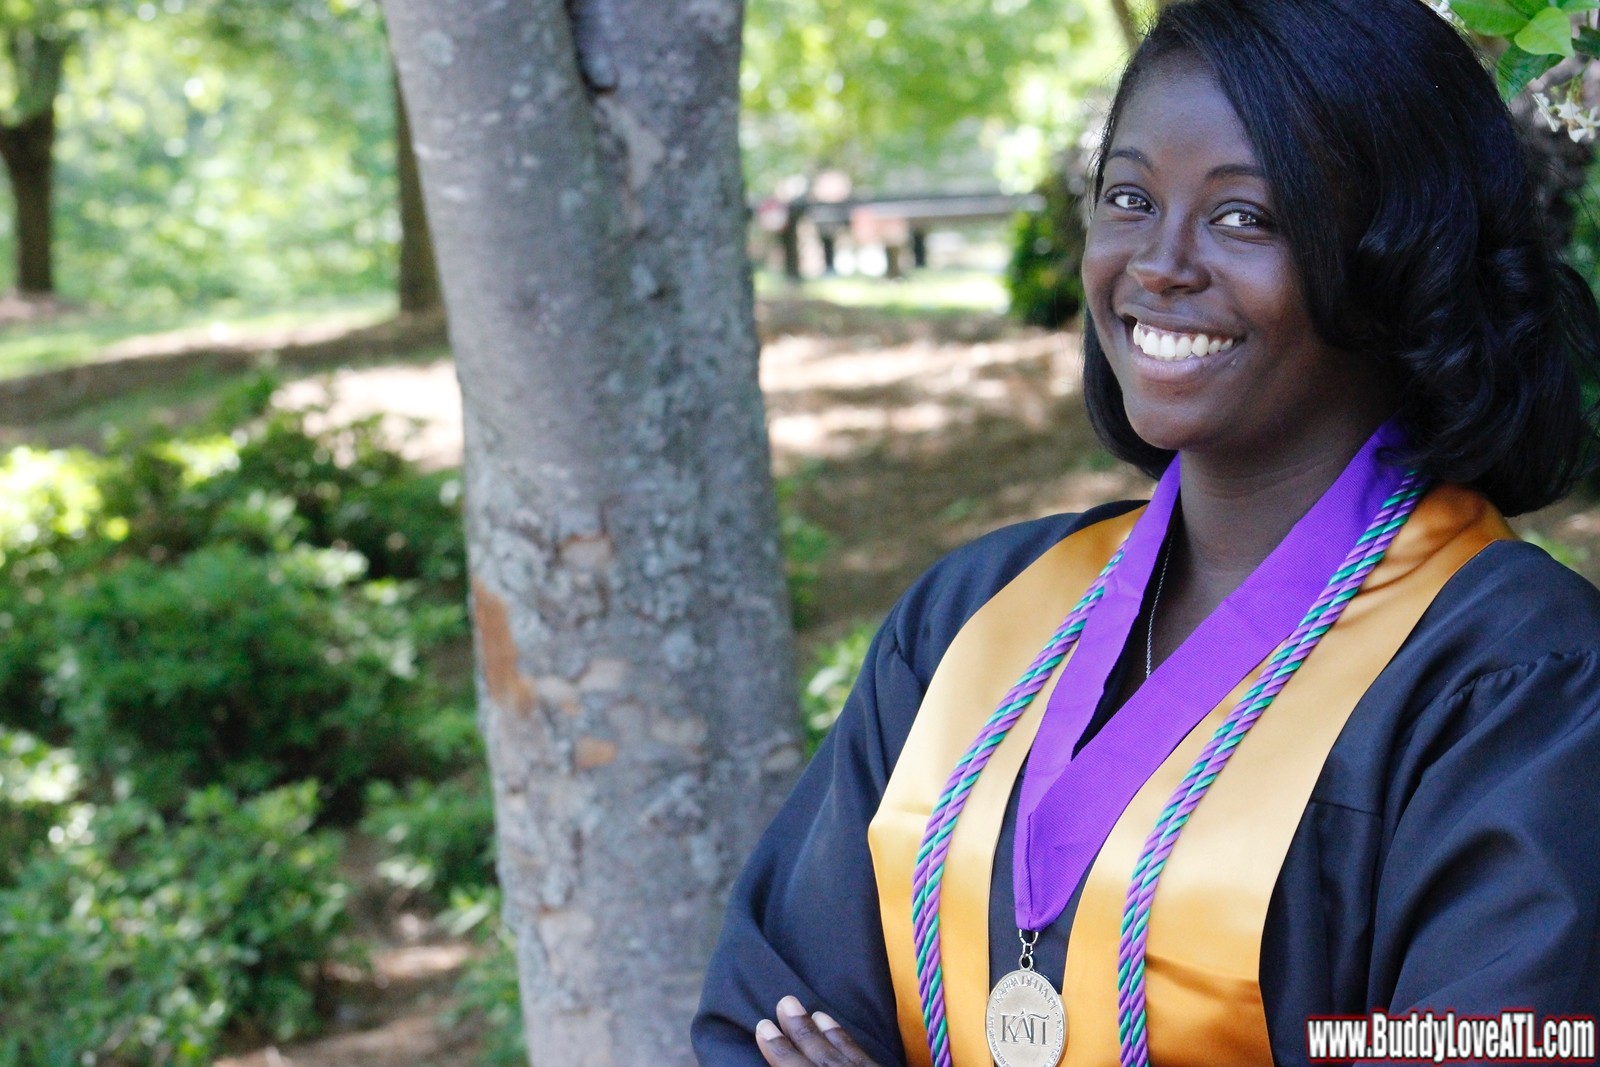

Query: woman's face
left=1081, top=57, right=1385, bottom=466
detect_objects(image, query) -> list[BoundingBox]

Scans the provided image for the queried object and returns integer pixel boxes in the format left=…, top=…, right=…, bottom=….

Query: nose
left=1127, top=216, right=1206, bottom=294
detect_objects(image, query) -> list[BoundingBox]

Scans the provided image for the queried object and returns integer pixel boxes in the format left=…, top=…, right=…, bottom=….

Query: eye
left=1215, top=207, right=1269, bottom=230
left=1104, top=189, right=1152, bottom=213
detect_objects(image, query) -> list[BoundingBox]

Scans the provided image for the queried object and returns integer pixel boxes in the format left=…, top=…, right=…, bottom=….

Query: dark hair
left=1082, top=0, right=1600, bottom=516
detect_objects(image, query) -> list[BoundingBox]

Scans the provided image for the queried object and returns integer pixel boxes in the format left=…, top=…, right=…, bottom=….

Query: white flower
left=1569, top=107, right=1600, bottom=144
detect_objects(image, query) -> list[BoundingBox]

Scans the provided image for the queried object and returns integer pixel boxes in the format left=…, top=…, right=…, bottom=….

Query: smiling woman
left=694, top=3, right=1600, bottom=1066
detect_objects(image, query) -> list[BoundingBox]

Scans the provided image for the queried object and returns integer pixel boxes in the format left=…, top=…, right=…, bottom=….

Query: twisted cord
left=910, top=547, right=1126, bottom=1067
left=1114, top=472, right=1428, bottom=1067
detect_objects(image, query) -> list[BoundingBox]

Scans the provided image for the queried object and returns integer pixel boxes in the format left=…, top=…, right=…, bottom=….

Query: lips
left=1130, top=321, right=1240, bottom=361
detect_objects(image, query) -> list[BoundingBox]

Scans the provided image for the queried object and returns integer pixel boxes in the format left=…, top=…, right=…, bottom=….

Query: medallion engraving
left=985, top=968, right=1066, bottom=1067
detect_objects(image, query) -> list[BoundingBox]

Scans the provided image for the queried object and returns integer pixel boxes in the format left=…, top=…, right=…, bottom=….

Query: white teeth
left=1129, top=321, right=1238, bottom=361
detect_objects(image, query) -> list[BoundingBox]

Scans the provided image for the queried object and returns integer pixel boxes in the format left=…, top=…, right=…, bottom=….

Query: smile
left=1131, top=322, right=1239, bottom=361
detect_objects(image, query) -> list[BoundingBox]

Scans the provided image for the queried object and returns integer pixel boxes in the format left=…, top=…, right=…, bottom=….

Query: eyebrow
left=1106, top=148, right=1265, bottom=181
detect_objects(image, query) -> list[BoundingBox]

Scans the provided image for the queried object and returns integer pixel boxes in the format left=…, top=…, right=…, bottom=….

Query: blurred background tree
left=0, top=0, right=116, bottom=297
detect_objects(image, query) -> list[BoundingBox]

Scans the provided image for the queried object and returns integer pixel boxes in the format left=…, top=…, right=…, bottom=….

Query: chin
left=1120, top=398, right=1219, bottom=456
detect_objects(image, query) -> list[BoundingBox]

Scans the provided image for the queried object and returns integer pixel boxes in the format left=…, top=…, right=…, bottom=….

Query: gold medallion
left=984, top=968, right=1067, bottom=1067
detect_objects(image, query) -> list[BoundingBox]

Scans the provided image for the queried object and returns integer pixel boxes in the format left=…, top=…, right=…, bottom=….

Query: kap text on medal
left=984, top=968, right=1066, bottom=1067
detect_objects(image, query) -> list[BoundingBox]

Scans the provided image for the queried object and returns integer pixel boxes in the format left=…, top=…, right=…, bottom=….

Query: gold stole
left=866, top=486, right=1512, bottom=1067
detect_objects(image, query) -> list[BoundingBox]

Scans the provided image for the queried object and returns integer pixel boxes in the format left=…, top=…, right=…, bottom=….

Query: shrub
left=49, top=543, right=460, bottom=810
left=775, top=472, right=833, bottom=627
left=800, top=622, right=876, bottom=753
left=441, top=888, right=527, bottom=1067
left=1006, top=170, right=1087, bottom=329
left=213, top=403, right=464, bottom=587
left=0, top=726, right=79, bottom=886
left=0, top=782, right=349, bottom=1066
left=93, top=395, right=466, bottom=591
left=362, top=768, right=496, bottom=902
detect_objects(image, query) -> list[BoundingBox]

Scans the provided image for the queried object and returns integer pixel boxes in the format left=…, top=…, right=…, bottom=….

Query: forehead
left=1108, top=57, right=1259, bottom=173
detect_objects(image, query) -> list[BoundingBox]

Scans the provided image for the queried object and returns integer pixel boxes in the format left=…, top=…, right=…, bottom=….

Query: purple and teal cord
left=910, top=547, right=1126, bottom=1067
left=1114, top=471, right=1428, bottom=1067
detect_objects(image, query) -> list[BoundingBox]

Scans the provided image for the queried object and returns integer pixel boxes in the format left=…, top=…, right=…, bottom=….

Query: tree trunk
left=0, top=105, right=55, bottom=295
left=394, top=63, right=442, bottom=314
left=382, top=2, right=799, bottom=1064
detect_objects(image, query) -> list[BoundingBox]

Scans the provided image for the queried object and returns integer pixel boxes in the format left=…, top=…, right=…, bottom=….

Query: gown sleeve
left=1355, top=647, right=1600, bottom=1063
left=691, top=509, right=1122, bottom=1066
left=690, top=609, right=921, bottom=1066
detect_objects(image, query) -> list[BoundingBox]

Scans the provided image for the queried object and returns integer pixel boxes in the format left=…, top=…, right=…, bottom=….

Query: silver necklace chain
left=1145, top=541, right=1172, bottom=679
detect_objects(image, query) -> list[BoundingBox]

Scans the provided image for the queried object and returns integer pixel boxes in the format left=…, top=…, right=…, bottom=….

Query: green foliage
left=362, top=768, right=495, bottom=902
left=19, top=2, right=395, bottom=309
left=776, top=471, right=833, bottom=627
left=800, top=621, right=875, bottom=752
left=741, top=0, right=1103, bottom=190
left=0, top=725, right=77, bottom=884
left=441, top=888, right=527, bottom=1067
left=89, top=385, right=465, bottom=587
left=49, top=542, right=456, bottom=809
left=1006, top=196, right=1086, bottom=329
left=0, top=781, right=350, bottom=1065
left=1006, top=158, right=1089, bottom=328
left=0, top=376, right=468, bottom=810
left=0, top=444, right=105, bottom=575
left=1445, top=1, right=1600, bottom=97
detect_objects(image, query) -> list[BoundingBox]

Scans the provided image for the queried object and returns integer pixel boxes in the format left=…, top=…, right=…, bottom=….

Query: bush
left=0, top=782, right=349, bottom=1066
left=362, top=769, right=496, bottom=902
left=441, top=888, right=527, bottom=1067
left=1006, top=169, right=1087, bottom=329
left=800, top=622, right=876, bottom=753
left=0, top=726, right=79, bottom=886
left=95, top=394, right=466, bottom=591
left=775, top=472, right=833, bottom=627
left=49, top=543, right=460, bottom=810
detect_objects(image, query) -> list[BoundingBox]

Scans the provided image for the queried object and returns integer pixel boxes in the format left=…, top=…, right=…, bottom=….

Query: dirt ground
left=48, top=309, right=1600, bottom=1064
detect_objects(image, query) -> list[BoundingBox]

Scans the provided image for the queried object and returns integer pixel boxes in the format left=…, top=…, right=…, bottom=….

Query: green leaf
left=1561, top=0, right=1600, bottom=14
left=1497, top=44, right=1562, bottom=99
left=1514, top=7, right=1576, bottom=55
left=1450, top=0, right=1532, bottom=35
left=1506, top=0, right=1549, bottom=15
left=1576, top=25, right=1600, bottom=56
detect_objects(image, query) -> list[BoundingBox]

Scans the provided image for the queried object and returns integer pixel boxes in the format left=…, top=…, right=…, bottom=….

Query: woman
left=695, top=1, right=1600, bottom=1064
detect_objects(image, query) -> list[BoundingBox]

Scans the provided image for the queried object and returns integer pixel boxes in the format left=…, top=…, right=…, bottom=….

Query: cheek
left=1080, top=228, right=1124, bottom=313
left=1232, top=256, right=1313, bottom=336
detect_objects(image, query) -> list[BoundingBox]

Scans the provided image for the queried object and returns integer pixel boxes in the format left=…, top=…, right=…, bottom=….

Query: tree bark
left=383, top=2, right=799, bottom=1064
left=0, top=105, right=56, bottom=295
left=393, top=63, right=442, bottom=314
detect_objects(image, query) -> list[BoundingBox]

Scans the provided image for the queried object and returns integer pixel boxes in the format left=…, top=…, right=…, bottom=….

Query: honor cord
left=910, top=548, right=1125, bottom=1067
left=1115, top=471, right=1428, bottom=1067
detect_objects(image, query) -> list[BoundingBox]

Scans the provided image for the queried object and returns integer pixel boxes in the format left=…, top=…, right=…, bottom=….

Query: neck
left=1173, top=414, right=1390, bottom=603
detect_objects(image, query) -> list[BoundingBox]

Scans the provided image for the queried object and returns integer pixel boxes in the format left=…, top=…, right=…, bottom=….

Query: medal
left=985, top=931, right=1066, bottom=1067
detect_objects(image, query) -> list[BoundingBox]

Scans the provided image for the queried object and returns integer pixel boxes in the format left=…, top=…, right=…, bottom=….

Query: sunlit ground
left=754, top=267, right=1010, bottom=313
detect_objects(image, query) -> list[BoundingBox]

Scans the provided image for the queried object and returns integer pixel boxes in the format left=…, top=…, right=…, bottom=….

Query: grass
left=755, top=268, right=1010, bottom=314
left=8, top=344, right=453, bottom=453
left=0, top=291, right=398, bottom=380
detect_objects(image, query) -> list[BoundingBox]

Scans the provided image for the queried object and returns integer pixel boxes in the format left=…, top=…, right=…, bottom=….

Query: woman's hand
left=755, top=995, right=884, bottom=1067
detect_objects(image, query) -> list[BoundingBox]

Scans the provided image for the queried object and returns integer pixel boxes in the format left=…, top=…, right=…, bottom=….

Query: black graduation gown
left=692, top=502, right=1600, bottom=1066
